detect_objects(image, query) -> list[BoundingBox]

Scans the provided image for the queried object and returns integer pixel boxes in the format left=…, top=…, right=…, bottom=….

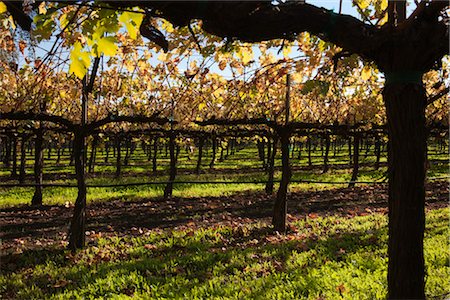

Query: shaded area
left=1, top=181, right=447, bottom=253
left=1, top=207, right=448, bottom=299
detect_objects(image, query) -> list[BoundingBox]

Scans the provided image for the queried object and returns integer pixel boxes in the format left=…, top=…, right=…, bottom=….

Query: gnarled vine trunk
left=209, top=136, right=217, bottom=169
left=322, top=134, right=330, bottom=173
left=152, top=137, right=158, bottom=173
left=31, top=128, right=44, bottom=206
left=348, top=134, right=360, bottom=188
left=265, top=136, right=277, bottom=195
left=88, top=135, right=98, bottom=173
left=196, top=137, right=204, bottom=174
left=19, top=134, right=27, bottom=184
left=115, top=137, right=121, bottom=178
left=68, top=132, right=87, bottom=251
left=11, top=136, right=17, bottom=177
left=272, top=131, right=291, bottom=232
left=384, top=83, right=426, bottom=299
left=164, top=133, right=177, bottom=199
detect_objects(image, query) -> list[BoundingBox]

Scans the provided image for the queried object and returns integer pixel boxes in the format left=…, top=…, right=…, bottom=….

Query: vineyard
left=0, top=1, right=449, bottom=299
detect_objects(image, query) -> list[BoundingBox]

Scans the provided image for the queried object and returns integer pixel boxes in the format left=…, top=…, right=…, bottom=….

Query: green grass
left=0, top=144, right=448, bottom=207
left=2, top=208, right=448, bottom=299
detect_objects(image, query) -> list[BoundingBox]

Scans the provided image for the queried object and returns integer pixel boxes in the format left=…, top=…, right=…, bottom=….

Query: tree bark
left=297, top=142, right=302, bottom=160
left=348, top=136, right=352, bottom=164
left=3, top=136, right=11, bottom=167
left=348, top=134, right=360, bottom=188
left=333, top=139, right=337, bottom=158
left=11, top=136, right=17, bottom=177
left=375, top=134, right=381, bottom=170
left=265, top=136, right=278, bottom=194
left=322, top=134, right=330, bottom=173
left=196, top=137, right=204, bottom=174
left=307, top=136, right=312, bottom=167
left=105, top=141, right=109, bottom=163
left=209, top=136, right=217, bottom=169
left=272, top=131, right=291, bottom=232
left=124, top=138, right=130, bottom=166
left=115, top=137, right=121, bottom=178
left=56, top=147, right=61, bottom=165
left=152, top=137, right=158, bottom=173
left=88, top=135, right=98, bottom=173
left=69, top=140, right=75, bottom=166
left=147, top=140, right=152, bottom=161
left=68, top=132, right=87, bottom=251
left=219, top=141, right=224, bottom=162
left=31, top=128, right=44, bottom=206
left=164, top=133, right=177, bottom=199
left=384, top=83, right=426, bottom=299
left=257, top=139, right=266, bottom=168
left=19, top=134, right=27, bottom=184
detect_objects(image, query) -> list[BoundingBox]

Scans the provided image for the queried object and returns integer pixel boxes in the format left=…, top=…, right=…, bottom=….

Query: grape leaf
left=96, top=36, right=118, bottom=56
left=0, top=2, right=7, bottom=14
left=69, top=42, right=91, bottom=79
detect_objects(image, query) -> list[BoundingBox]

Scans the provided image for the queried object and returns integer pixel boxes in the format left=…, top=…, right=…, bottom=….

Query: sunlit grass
left=1, top=208, right=448, bottom=299
left=0, top=145, right=447, bottom=207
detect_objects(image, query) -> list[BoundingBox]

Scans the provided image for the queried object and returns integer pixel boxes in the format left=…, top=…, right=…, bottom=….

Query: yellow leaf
left=291, top=73, right=303, bottom=83
left=0, top=2, right=7, bottom=14
left=125, top=62, right=134, bottom=72
left=213, top=88, right=222, bottom=98
left=161, top=19, right=174, bottom=33
left=96, top=36, right=118, bottom=56
left=157, top=53, right=167, bottom=62
left=358, top=0, right=371, bottom=10
left=318, top=40, right=326, bottom=52
left=361, top=65, right=372, bottom=81
left=59, top=13, right=68, bottom=29
left=119, top=11, right=144, bottom=40
left=238, top=47, right=253, bottom=65
left=137, top=60, right=147, bottom=69
left=282, top=46, right=291, bottom=58
left=38, top=2, right=47, bottom=14
left=379, top=13, right=388, bottom=26
left=380, top=0, right=388, bottom=11
left=8, top=15, right=16, bottom=29
left=69, top=42, right=91, bottom=79
left=198, top=103, right=206, bottom=110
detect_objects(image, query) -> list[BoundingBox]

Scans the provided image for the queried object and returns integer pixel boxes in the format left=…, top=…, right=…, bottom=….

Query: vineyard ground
left=1, top=180, right=449, bottom=299
left=0, top=145, right=447, bottom=207
left=0, top=145, right=448, bottom=299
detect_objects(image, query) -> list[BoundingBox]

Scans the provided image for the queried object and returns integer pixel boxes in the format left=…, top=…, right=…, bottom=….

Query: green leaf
left=69, top=42, right=91, bottom=79
left=301, top=80, right=330, bottom=96
left=32, top=16, right=56, bottom=41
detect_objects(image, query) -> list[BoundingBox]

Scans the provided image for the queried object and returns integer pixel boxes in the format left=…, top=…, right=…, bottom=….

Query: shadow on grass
left=1, top=181, right=447, bottom=243
left=3, top=224, right=387, bottom=299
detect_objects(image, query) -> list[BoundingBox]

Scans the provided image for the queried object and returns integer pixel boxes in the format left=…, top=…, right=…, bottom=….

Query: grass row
left=1, top=207, right=448, bottom=299
left=0, top=146, right=447, bottom=208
